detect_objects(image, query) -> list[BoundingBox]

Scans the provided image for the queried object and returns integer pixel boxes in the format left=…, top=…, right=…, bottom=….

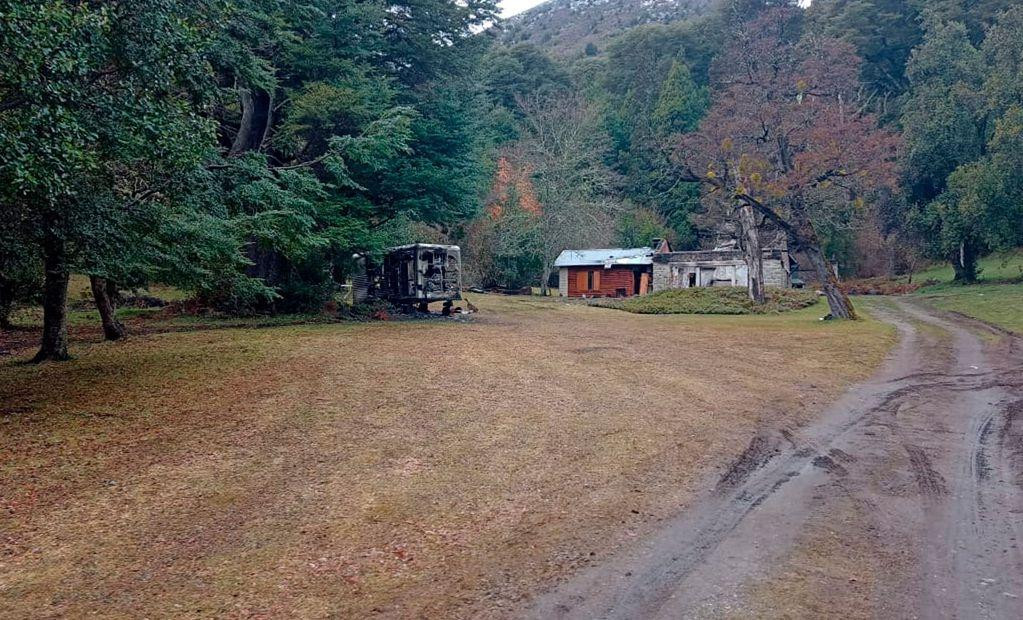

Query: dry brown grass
left=0, top=295, right=894, bottom=618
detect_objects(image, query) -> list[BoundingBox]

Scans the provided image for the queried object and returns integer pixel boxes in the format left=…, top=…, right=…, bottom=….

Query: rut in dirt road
left=526, top=299, right=1023, bottom=619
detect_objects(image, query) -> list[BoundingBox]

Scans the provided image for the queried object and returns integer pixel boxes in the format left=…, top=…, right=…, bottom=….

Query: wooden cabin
left=554, top=248, right=654, bottom=298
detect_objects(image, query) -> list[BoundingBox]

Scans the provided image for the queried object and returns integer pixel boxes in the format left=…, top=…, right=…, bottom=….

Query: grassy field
left=913, top=249, right=1023, bottom=283
left=0, top=295, right=894, bottom=617
left=912, top=251, right=1023, bottom=334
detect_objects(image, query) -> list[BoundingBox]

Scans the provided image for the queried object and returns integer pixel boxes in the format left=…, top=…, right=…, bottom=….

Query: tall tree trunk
left=802, top=244, right=856, bottom=319
left=884, top=234, right=897, bottom=279
left=33, top=236, right=71, bottom=362
left=790, top=209, right=856, bottom=320
left=228, top=88, right=274, bottom=157
left=0, top=275, right=14, bottom=330
left=540, top=261, right=552, bottom=296
left=952, top=240, right=978, bottom=284
left=228, top=87, right=285, bottom=312
left=738, top=203, right=765, bottom=304
left=90, top=275, right=125, bottom=341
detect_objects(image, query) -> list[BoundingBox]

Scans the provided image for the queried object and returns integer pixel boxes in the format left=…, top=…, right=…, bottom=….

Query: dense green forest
left=2, top=0, right=1022, bottom=355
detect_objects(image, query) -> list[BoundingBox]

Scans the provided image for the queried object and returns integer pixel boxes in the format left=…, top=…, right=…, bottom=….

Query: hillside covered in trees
left=3, top=0, right=1023, bottom=358
left=500, top=0, right=714, bottom=57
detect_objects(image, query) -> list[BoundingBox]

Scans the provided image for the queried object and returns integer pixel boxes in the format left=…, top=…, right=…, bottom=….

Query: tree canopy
left=2, top=0, right=1023, bottom=359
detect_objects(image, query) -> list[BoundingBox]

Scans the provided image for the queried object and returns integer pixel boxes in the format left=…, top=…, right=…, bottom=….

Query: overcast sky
left=500, top=0, right=548, bottom=18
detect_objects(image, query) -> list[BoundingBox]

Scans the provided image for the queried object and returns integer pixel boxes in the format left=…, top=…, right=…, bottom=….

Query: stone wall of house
left=558, top=268, right=569, bottom=297
left=652, top=262, right=672, bottom=292
left=652, top=250, right=790, bottom=291
left=763, top=259, right=790, bottom=287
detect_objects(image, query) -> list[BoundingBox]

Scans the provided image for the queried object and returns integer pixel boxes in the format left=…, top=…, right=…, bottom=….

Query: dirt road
left=528, top=299, right=1023, bottom=619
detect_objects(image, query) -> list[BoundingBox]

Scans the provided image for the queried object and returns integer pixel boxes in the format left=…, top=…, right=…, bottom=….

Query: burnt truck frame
left=355, top=244, right=462, bottom=311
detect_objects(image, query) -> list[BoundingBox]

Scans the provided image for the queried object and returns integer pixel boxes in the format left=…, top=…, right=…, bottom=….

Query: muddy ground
left=528, top=298, right=1023, bottom=619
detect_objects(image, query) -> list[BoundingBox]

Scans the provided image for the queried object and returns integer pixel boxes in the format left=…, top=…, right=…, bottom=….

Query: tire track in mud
left=974, top=413, right=997, bottom=482
left=525, top=300, right=1023, bottom=619
left=903, top=443, right=948, bottom=496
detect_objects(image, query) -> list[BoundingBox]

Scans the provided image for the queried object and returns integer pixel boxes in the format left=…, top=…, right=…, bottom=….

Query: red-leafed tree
left=676, top=8, right=900, bottom=319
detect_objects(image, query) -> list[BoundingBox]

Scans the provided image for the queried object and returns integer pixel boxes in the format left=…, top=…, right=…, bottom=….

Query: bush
left=592, top=287, right=819, bottom=315
left=339, top=298, right=409, bottom=321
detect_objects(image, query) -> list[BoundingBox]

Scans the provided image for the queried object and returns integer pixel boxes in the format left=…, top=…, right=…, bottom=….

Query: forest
left=2, top=0, right=1023, bottom=359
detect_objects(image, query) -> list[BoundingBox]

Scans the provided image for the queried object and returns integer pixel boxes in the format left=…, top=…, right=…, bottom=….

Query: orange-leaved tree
left=676, top=8, right=900, bottom=318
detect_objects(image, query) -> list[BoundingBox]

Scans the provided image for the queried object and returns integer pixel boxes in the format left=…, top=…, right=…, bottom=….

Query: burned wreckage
left=354, top=244, right=463, bottom=312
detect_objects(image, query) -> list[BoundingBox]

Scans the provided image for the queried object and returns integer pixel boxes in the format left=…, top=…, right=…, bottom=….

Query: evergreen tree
left=208, top=0, right=497, bottom=312
left=807, top=0, right=923, bottom=115
left=0, top=0, right=232, bottom=360
left=653, top=60, right=710, bottom=135
left=901, top=20, right=986, bottom=205
left=904, top=8, right=1023, bottom=282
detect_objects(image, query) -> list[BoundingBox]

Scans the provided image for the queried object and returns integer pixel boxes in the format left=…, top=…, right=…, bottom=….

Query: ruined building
left=652, top=241, right=793, bottom=290
left=556, top=239, right=794, bottom=297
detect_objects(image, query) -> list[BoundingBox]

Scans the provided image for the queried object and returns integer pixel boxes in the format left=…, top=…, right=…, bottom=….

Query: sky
left=500, top=0, right=548, bottom=18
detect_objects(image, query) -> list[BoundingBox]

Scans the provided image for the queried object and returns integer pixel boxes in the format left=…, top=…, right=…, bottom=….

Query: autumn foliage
left=486, top=156, right=543, bottom=219
left=675, top=8, right=901, bottom=318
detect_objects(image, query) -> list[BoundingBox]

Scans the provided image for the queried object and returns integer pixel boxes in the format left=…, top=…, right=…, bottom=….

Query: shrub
left=592, top=287, right=819, bottom=315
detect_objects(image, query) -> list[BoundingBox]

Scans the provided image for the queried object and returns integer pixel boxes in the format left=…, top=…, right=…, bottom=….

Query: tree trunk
left=540, top=262, right=552, bottom=296
left=803, top=244, right=856, bottom=320
left=90, top=275, right=126, bottom=341
left=952, top=241, right=978, bottom=284
left=884, top=234, right=897, bottom=279
left=0, top=275, right=13, bottom=330
left=738, top=203, right=765, bottom=304
left=228, top=88, right=274, bottom=157
left=242, top=240, right=285, bottom=312
left=33, top=237, right=71, bottom=362
left=786, top=203, right=856, bottom=320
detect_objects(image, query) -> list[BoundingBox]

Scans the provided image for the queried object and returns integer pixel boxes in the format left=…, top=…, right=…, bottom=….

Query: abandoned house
left=354, top=243, right=462, bottom=308
left=652, top=241, right=793, bottom=290
left=554, top=247, right=655, bottom=298
left=556, top=240, right=793, bottom=297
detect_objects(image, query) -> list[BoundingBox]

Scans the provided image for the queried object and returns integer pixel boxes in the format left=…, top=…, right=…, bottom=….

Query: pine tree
left=653, top=60, right=709, bottom=135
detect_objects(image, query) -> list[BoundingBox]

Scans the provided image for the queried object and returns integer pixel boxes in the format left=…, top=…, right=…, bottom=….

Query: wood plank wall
left=564, top=266, right=639, bottom=297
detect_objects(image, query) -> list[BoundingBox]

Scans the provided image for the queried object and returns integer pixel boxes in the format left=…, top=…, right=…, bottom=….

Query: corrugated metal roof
left=554, top=248, right=653, bottom=267
left=387, top=243, right=461, bottom=251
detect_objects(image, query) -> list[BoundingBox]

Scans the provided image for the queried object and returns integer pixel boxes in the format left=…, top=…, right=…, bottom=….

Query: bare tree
left=515, top=93, right=624, bottom=294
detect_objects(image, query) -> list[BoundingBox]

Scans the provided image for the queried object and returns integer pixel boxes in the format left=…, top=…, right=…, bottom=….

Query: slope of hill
left=501, top=0, right=714, bottom=57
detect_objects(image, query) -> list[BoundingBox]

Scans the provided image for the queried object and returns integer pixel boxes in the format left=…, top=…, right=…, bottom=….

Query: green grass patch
left=915, top=283, right=1023, bottom=334
left=909, top=249, right=1023, bottom=334
left=592, top=287, right=819, bottom=315
left=914, top=250, right=1023, bottom=285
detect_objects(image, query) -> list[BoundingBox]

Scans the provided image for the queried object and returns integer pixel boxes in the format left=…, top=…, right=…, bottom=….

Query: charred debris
left=354, top=244, right=473, bottom=317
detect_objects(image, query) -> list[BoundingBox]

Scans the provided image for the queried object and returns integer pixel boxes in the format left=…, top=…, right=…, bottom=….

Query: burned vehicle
left=354, top=244, right=462, bottom=311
